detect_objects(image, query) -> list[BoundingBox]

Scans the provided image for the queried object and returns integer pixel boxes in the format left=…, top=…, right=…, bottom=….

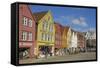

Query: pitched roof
left=77, top=32, right=83, bottom=35
left=27, top=5, right=36, bottom=21
left=65, top=26, right=70, bottom=31
left=54, top=22, right=63, bottom=33
left=71, top=28, right=77, bottom=33
left=33, top=11, right=48, bottom=22
left=60, top=26, right=68, bottom=35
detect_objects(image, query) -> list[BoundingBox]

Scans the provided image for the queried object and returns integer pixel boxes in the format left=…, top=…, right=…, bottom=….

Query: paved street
left=19, top=52, right=96, bottom=64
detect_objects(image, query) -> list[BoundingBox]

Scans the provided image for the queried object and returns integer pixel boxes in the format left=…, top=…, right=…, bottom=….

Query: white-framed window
left=50, top=35, right=52, bottom=41
left=45, top=34, right=47, bottom=41
left=43, top=20, right=48, bottom=30
left=46, top=34, right=48, bottom=41
left=22, top=32, right=27, bottom=41
left=28, top=32, right=32, bottom=41
left=49, top=24, right=53, bottom=32
left=47, top=34, right=50, bottom=41
left=48, top=34, right=50, bottom=41
left=43, top=33, right=45, bottom=40
left=43, top=22, right=46, bottom=30
left=29, top=19, right=32, bottom=27
left=23, top=17, right=28, bottom=26
left=41, top=33, right=45, bottom=40
left=41, top=33, right=43, bottom=40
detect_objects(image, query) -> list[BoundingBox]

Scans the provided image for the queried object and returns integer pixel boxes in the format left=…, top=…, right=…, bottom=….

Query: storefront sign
left=19, top=42, right=32, bottom=46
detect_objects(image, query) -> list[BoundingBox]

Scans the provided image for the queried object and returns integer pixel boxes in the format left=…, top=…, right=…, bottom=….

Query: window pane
left=48, top=34, right=50, bottom=41
left=43, top=20, right=48, bottom=31
left=22, top=32, right=27, bottom=41
left=23, top=17, right=28, bottom=26
left=41, top=33, right=44, bottom=40
left=28, top=32, right=32, bottom=41
left=29, top=19, right=32, bottom=27
left=50, top=24, right=53, bottom=32
left=43, top=33, right=44, bottom=40
left=45, top=34, right=47, bottom=41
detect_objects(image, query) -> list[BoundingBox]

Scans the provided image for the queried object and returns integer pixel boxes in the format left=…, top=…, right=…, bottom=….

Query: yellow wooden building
left=61, top=26, right=71, bottom=55
left=33, top=10, right=55, bottom=57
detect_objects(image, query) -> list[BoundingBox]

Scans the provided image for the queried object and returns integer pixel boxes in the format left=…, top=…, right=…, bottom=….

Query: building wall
left=55, top=23, right=62, bottom=48
left=67, top=28, right=71, bottom=48
left=77, top=32, right=86, bottom=48
left=85, top=31, right=96, bottom=48
left=36, top=11, right=55, bottom=55
left=19, top=4, right=36, bottom=57
left=61, top=27, right=67, bottom=48
left=85, top=31, right=96, bottom=40
left=70, top=31, right=77, bottom=48
left=37, top=11, right=55, bottom=43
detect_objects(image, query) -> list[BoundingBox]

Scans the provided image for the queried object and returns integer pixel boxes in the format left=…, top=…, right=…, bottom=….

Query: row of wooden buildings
left=19, top=5, right=96, bottom=59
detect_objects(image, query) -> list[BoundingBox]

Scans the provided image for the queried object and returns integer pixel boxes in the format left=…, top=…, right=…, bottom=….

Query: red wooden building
left=54, top=22, right=62, bottom=55
left=77, top=32, right=86, bottom=52
left=19, top=4, right=36, bottom=59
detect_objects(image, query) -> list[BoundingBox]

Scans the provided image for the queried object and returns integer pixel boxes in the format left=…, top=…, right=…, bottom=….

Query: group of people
left=38, top=46, right=53, bottom=58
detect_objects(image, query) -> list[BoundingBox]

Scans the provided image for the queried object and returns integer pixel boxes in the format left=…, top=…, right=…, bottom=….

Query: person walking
left=45, top=47, right=48, bottom=59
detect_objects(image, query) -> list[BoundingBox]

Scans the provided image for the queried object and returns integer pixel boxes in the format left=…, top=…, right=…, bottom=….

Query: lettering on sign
left=19, top=42, right=32, bottom=46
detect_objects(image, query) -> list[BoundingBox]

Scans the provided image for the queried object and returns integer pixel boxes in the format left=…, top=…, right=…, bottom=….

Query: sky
left=29, top=5, right=96, bottom=32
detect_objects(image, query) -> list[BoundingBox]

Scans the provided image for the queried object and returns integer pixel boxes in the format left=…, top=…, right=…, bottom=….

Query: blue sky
left=29, top=5, right=96, bottom=32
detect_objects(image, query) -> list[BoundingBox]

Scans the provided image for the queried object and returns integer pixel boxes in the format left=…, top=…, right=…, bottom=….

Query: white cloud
left=89, top=28, right=96, bottom=32
left=54, top=16, right=88, bottom=28
left=80, top=28, right=96, bottom=32
left=54, top=16, right=70, bottom=26
left=61, top=16, right=74, bottom=20
left=72, top=17, right=87, bottom=27
left=72, top=27, right=81, bottom=31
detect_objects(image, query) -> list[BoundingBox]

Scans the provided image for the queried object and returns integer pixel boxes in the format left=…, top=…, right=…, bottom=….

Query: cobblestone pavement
left=19, top=52, right=96, bottom=64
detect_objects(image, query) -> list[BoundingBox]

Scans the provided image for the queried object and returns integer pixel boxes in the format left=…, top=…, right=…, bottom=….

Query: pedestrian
left=45, top=47, right=48, bottom=59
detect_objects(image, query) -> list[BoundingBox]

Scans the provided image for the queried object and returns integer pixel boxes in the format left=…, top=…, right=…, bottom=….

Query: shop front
left=19, top=42, right=34, bottom=59
left=36, top=42, right=54, bottom=58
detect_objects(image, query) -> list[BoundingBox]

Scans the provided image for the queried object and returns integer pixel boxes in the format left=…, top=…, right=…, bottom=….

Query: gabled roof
left=61, top=26, right=70, bottom=35
left=65, top=26, right=70, bottom=32
left=54, top=22, right=63, bottom=28
left=77, top=31, right=84, bottom=36
left=33, top=11, right=48, bottom=22
left=27, top=5, right=36, bottom=21
left=71, top=28, right=77, bottom=34
left=60, top=25, right=64, bottom=34
left=54, top=22, right=63, bottom=33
